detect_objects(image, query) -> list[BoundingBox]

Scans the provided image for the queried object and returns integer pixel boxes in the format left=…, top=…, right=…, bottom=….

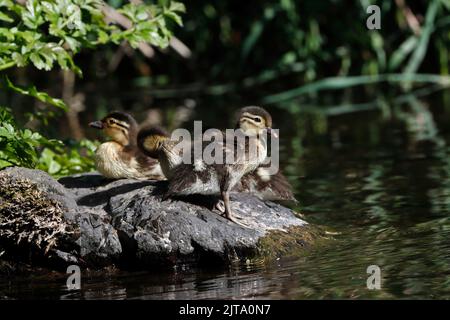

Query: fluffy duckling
left=236, top=163, right=297, bottom=202
left=138, top=106, right=276, bottom=226
left=137, top=126, right=186, bottom=180
left=137, top=127, right=296, bottom=202
left=89, top=111, right=165, bottom=180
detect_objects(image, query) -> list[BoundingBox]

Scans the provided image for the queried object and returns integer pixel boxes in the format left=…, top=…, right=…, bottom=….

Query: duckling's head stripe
left=111, top=120, right=130, bottom=130
left=103, top=111, right=138, bottom=129
left=235, top=106, right=272, bottom=128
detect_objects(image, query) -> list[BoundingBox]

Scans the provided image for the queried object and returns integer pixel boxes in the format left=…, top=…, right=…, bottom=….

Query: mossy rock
left=1, top=167, right=321, bottom=271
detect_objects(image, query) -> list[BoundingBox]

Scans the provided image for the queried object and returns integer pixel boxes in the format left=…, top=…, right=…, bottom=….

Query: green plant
left=37, top=139, right=99, bottom=177
left=0, top=0, right=184, bottom=71
left=0, top=107, right=55, bottom=168
left=0, top=107, right=97, bottom=176
left=0, top=0, right=184, bottom=174
left=0, top=0, right=184, bottom=106
left=154, top=0, right=449, bottom=102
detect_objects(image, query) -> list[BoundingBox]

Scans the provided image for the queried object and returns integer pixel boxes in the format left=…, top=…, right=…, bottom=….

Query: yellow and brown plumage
left=89, top=111, right=165, bottom=180
left=236, top=162, right=296, bottom=202
left=138, top=106, right=295, bottom=226
left=137, top=126, right=185, bottom=180
left=137, top=127, right=296, bottom=202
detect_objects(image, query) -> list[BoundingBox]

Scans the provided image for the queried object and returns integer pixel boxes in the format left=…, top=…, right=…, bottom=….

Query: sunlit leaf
left=1, top=76, right=68, bottom=110
left=0, top=11, right=13, bottom=22
left=164, top=11, right=183, bottom=26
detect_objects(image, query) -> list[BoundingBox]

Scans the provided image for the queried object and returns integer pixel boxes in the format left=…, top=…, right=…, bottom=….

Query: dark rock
left=0, top=168, right=121, bottom=268
left=1, top=167, right=317, bottom=270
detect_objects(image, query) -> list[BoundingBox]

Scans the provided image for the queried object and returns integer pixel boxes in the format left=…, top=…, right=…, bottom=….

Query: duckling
left=138, top=106, right=275, bottom=226
left=137, top=127, right=296, bottom=202
left=89, top=111, right=165, bottom=180
left=237, top=163, right=297, bottom=202
left=137, top=126, right=186, bottom=180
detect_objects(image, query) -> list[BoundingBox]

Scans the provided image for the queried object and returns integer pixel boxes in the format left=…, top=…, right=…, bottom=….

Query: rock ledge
left=0, top=167, right=318, bottom=270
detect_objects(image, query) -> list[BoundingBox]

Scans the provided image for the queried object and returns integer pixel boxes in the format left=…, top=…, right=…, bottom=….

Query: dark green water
left=2, top=89, right=450, bottom=299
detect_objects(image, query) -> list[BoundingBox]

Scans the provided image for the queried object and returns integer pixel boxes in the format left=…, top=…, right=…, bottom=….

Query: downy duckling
left=138, top=106, right=276, bottom=226
left=137, top=126, right=186, bottom=180
left=137, top=127, right=296, bottom=202
left=89, top=111, right=165, bottom=180
left=237, top=163, right=297, bottom=202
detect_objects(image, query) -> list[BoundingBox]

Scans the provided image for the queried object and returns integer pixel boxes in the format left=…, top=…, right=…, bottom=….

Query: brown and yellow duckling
left=89, top=111, right=165, bottom=180
left=236, top=162, right=297, bottom=202
left=137, top=127, right=296, bottom=202
left=138, top=106, right=286, bottom=226
left=137, top=126, right=186, bottom=180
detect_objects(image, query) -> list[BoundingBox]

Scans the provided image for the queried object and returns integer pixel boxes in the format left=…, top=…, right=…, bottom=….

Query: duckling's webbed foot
left=213, top=199, right=226, bottom=215
left=227, top=214, right=251, bottom=228
left=221, top=191, right=251, bottom=229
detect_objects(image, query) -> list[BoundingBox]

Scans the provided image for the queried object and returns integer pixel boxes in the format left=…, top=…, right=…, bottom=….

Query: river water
left=1, top=89, right=450, bottom=299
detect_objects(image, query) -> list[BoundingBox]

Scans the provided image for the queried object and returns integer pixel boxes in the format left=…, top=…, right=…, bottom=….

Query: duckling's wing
left=165, top=132, right=250, bottom=197
left=165, top=163, right=198, bottom=197
left=213, top=130, right=247, bottom=165
left=266, top=170, right=297, bottom=202
left=133, top=149, right=165, bottom=179
left=223, top=130, right=269, bottom=167
left=135, top=150, right=158, bottom=166
left=238, top=167, right=297, bottom=202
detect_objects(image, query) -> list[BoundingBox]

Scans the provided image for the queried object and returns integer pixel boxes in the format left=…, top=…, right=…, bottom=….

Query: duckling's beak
left=266, top=127, right=278, bottom=138
left=89, top=120, right=103, bottom=129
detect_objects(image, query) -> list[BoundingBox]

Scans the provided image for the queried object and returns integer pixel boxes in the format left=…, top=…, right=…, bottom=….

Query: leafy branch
left=0, top=0, right=185, bottom=174
left=0, top=0, right=185, bottom=74
left=0, top=106, right=99, bottom=176
left=0, top=75, right=68, bottom=110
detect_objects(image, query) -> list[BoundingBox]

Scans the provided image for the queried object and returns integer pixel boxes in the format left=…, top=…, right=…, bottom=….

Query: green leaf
left=22, top=0, right=44, bottom=29
left=403, top=0, right=440, bottom=75
left=439, top=0, right=450, bottom=10
left=48, top=159, right=62, bottom=174
left=388, top=36, right=418, bottom=71
left=97, top=29, right=109, bottom=44
left=169, top=1, right=186, bottom=13
left=0, top=27, right=14, bottom=41
left=11, top=52, right=26, bottom=67
left=164, top=11, right=183, bottom=26
left=0, top=0, right=14, bottom=8
left=64, top=36, right=80, bottom=52
left=0, top=11, right=13, bottom=22
left=30, top=52, right=48, bottom=70
left=0, top=159, right=13, bottom=170
left=1, top=76, right=68, bottom=110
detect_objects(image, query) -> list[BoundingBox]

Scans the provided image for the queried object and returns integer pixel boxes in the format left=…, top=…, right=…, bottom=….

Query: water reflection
left=2, top=90, right=450, bottom=299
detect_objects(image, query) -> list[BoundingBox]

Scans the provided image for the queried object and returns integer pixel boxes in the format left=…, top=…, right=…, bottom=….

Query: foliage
left=117, top=1, right=185, bottom=48
left=0, top=0, right=184, bottom=110
left=0, top=0, right=184, bottom=175
left=0, top=75, right=67, bottom=110
left=37, top=139, right=98, bottom=178
left=0, top=0, right=184, bottom=74
left=0, top=107, right=98, bottom=177
left=149, top=0, right=449, bottom=101
left=0, top=107, right=52, bottom=169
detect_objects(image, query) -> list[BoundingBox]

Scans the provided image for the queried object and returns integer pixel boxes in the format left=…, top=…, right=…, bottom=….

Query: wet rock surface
left=0, top=167, right=316, bottom=271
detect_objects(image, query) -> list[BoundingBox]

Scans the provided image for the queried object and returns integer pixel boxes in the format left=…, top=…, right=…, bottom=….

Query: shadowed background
left=1, top=0, right=450, bottom=299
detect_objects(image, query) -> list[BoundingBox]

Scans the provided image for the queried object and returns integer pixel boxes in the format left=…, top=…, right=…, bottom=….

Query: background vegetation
left=1, top=0, right=450, bottom=300
left=0, top=0, right=184, bottom=176
left=0, top=0, right=449, bottom=176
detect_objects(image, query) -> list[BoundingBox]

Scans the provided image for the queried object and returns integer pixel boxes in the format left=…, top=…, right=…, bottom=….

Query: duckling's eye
left=253, top=117, right=262, bottom=123
left=107, top=119, right=114, bottom=125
